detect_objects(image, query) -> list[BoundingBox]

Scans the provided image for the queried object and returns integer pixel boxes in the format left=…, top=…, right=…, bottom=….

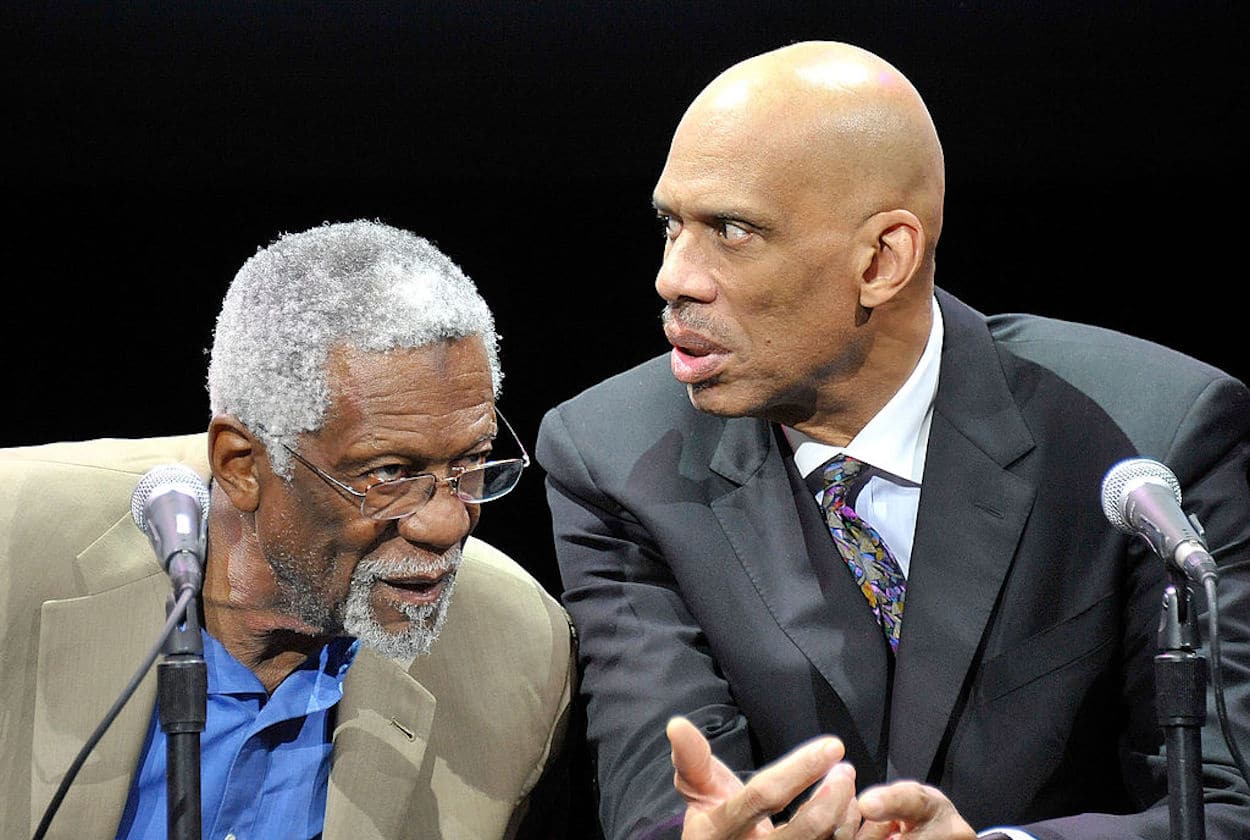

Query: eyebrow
left=438, top=433, right=499, bottom=461
left=652, top=200, right=775, bottom=236
left=342, top=432, right=497, bottom=468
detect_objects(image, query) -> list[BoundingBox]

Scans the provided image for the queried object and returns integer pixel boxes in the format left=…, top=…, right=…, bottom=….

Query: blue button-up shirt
left=116, top=631, right=358, bottom=840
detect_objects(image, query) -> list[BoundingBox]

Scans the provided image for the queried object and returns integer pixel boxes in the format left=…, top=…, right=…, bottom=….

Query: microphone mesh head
left=130, top=463, right=211, bottom=531
left=1100, top=457, right=1181, bottom=533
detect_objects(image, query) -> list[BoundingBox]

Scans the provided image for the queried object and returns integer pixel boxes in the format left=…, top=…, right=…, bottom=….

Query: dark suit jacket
left=536, top=289, right=1250, bottom=840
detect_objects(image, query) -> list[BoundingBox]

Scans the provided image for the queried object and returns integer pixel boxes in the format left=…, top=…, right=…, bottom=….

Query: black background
left=5, top=1, right=1246, bottom=605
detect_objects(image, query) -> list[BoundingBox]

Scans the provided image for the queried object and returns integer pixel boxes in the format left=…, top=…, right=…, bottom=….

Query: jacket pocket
left=976, top=591, right=1117, bottom=703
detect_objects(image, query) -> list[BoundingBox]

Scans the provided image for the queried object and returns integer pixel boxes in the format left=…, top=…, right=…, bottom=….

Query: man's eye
left=367, top=464, right=408, bottom=483
left=455, top=451, right=492, bottom=470
left=657, top=214, right=681, bottom=240
left=717, top=220, right=750, bottom=242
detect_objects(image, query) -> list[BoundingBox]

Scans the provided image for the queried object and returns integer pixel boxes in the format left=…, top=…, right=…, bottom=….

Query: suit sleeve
left=1028, top=374, right=1250, bottom=840
left=537, top=405, right=756, bottom=840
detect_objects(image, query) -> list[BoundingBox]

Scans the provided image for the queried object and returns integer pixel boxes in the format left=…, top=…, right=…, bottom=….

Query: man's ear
left=208, top=415, right=262, bottom=513
left=860, top=209, right=925, bottom=310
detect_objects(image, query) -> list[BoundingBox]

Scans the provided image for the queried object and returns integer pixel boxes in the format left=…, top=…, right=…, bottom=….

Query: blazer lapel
left=709, top=417, right=890, bottom=764
left=324, top=649, right=436, bottom=840
left=31, top=514, right=166, bottom=835
left=887, top=291, right=1036, bottom=781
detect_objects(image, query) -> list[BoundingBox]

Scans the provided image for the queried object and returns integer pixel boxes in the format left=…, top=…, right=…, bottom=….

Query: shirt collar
left=203, top=630, right=359, bottom=699
left=787, top=295, right=943, bottom=483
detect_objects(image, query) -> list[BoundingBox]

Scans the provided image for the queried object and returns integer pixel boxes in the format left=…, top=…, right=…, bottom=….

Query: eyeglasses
left=281, top=409, right=530, bottom=520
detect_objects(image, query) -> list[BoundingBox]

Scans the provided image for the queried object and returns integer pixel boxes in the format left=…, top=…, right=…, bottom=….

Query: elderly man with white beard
left=0, top=220, right=576, bottom=840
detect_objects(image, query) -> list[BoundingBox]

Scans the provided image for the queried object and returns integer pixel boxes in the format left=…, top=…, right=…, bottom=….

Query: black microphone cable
left=1200, top=570, right=1250, bottom=790
left=31, top=587, right=196, bottom=840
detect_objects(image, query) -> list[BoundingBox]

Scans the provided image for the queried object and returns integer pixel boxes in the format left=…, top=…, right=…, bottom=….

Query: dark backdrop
left=5, top=1, right=1246, bottom=604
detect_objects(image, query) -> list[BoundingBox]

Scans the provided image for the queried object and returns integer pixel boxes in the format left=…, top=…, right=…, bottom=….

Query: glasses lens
left=363, top=475, right=436, bottom=520
left=456, top=459, right=526, bottom=503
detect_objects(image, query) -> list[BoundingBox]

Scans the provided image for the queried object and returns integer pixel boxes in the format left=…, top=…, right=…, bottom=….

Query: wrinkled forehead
left=314, top=338, right=496, bottom=453
left=656, top=87, right=853, bottom=210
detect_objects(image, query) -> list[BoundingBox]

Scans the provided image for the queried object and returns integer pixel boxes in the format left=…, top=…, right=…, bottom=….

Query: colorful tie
left=819, top=454, right=906, bottom=652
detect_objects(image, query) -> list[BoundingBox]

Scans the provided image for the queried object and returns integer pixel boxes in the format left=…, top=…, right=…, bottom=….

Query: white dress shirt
left=784, top=296, right=943, bottom=576
left=783, top=297, right=1035, bottom=840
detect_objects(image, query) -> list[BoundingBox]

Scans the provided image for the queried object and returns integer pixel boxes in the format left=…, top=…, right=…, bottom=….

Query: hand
left=667, top=716, right=862, bottom=839
left=854, top=781, right=975, bottom=840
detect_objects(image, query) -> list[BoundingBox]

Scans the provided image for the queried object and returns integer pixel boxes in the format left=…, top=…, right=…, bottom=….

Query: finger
left=857, top=782, right=974, bottom=839
left=670, top=715, right=756, bottom=806
left=713, top=737, right=845, bottom=832
left=853, top=806, right=902, bottom=840
left=669, top=717, right=717, bottom=792
left=852, top=818, right=898, bottom=840
left=670, top=717, right=777, bottom=839
left=857, top=780, right=936, bottom=823
left=779, top=761, right=859, bottom=840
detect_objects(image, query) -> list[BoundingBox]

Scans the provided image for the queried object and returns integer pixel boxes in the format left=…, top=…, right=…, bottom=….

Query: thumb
left=669, top=715, right=750, bottom=803
left=667, top=716, right=717, bottom=793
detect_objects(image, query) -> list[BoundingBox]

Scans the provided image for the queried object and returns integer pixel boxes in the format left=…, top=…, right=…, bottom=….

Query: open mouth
left=669, top=330, right=721, bottom=356
left=666, top=331, right=729, bottom=385
left=378, top=571, right=451, bottom=605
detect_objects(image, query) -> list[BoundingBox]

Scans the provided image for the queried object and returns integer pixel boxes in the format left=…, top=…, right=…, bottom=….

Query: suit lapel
left=31, top=514, right=165, bottom=835
left=709, top=417, right=890, bottom=765
left=325, top=649, right=436, bottom=840
left=887, top=291, right=1036, bottom=781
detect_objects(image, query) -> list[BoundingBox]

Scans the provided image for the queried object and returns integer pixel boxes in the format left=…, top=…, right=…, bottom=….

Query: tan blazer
left=0, top=434, right=575, bottom=839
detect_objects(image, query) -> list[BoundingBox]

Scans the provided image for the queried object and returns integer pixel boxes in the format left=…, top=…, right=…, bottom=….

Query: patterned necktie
left=819, top=454, right=906, bottom=652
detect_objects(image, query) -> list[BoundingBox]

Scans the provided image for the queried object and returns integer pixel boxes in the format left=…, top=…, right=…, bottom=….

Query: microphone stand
left=1155, top=569, right=1207, bottom=840
left=159, top=589, right=206, bottom=840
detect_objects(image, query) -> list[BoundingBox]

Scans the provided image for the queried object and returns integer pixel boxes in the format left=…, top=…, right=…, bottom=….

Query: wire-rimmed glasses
left=281, top=409, right=529, bottom=520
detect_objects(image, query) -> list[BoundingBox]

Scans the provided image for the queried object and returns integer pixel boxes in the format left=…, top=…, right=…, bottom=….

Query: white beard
left=340, top=546, right=462, bottom=662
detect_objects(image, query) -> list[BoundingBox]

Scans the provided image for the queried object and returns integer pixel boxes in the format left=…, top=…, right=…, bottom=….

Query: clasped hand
left=667, top=717, right=976, bottom=840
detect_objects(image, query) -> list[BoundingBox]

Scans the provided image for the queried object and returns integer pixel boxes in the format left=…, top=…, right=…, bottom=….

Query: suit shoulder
left=0, top=433, right=210, bottom=479
left=456, top=536, right=569, bottom=634
left=539, top=353, right=716, bottom=450
left=0, top=435, right=208, bottom=563
left=988, top=312, right=1250, bottom=457
left=988, top=312, right=1238, bottom=388
left=552, top=354, right=681, bottom=415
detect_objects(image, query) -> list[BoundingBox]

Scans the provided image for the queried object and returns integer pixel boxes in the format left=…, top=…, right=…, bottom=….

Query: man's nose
left=655, top=232, right=717, bottom=304
left=396, top=484, right=476, bottom=552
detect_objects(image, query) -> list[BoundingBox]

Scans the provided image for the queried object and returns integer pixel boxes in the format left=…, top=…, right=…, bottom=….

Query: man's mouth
left=376, top=569, right=454, bottom=606
left=665, top=326, right=730, bottom=385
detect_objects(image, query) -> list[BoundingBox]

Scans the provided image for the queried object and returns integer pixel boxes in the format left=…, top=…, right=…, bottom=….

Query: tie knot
left=820, top=454, right=865, bottom=499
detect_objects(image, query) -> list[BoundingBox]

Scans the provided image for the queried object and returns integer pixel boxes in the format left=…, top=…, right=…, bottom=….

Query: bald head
left=675, top=41, right=945, bottom=268
left=652, top=41, right=947, bottom=436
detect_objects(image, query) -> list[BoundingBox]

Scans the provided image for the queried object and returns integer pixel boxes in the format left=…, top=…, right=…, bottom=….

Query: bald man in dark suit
left=538, top=41, right=1250, bottom=840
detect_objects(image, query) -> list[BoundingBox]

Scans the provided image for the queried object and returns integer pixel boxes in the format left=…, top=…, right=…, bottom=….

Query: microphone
left=130, top=464, right=210, bottom=596
left=1100, top=457, right=1217, bottom=582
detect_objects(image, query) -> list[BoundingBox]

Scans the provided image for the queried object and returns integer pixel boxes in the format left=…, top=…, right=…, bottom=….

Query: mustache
left=352, top=546, right=463, bottom=582
left=660, top=303, right=723, bottom=338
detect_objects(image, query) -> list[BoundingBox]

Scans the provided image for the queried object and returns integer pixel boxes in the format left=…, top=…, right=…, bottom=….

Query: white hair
left=207, top=220, right=501, bottom=476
